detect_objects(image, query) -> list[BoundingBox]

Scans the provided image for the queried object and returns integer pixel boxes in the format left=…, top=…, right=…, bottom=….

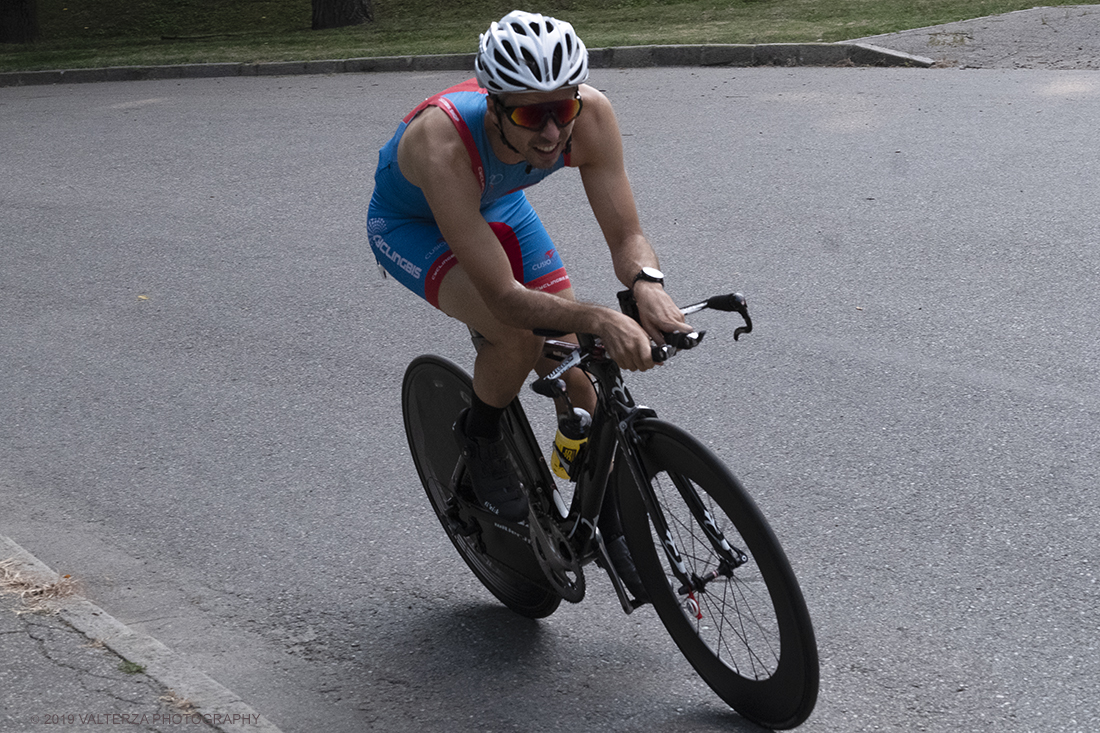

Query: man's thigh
left=371, top=191, right=573, bottom=315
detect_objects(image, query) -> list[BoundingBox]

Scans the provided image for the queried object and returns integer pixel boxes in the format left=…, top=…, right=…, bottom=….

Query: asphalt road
left=849, top=4, right=1100, bottom=68
left=2, top=62, right=1099, bottom=732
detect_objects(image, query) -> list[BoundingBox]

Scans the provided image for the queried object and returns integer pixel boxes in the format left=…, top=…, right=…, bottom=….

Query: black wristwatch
left=631, top=266, right=665, bottom=288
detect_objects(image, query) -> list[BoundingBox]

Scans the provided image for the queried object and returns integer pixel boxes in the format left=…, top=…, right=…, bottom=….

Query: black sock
left=466, top=392, right=505, bottom=441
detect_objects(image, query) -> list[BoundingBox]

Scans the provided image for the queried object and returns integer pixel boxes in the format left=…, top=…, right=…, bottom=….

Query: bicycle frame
left=537, top=325, right=748, bottom=614
left=462, top=290, right=752, bottom=612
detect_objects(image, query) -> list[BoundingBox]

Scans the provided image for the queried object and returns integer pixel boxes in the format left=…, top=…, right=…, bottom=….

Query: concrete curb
left=1, top=535, right=286, bottom=733
left=0, top=42, right=932, bottom=88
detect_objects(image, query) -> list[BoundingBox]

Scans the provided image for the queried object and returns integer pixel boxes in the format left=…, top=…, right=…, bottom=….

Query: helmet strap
left=496, top=116, right=526, bottom=158
left=490, top=97, right=527, bottom=159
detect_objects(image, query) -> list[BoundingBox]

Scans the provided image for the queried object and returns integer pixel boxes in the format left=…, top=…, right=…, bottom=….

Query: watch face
left=641, top=267, right=664, bottom=280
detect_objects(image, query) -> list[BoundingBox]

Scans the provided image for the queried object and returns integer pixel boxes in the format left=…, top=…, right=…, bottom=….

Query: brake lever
left=679, top=292, right=753, bottom=340
left=721, top=293, right=753, bottom=340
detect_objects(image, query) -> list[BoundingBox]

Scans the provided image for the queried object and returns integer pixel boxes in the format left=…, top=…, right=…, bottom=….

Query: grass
left=118, top=660, right=147, bottom=674
left=0, top=0, right=1089, bottom=73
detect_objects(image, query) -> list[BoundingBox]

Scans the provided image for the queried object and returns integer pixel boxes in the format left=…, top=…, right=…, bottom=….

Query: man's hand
left=633, top=280, right=693, bottom=346
left=595, top=282, right=693, bottom=372
left=595, top=309, right=660, bottom=372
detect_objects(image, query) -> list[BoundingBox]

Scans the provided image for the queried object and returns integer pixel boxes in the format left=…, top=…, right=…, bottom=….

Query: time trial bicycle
left=401, top=289, right=818, bottom=729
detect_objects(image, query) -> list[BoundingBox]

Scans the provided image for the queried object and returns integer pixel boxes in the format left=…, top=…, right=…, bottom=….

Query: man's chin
left=526, top=150, right=560, bottom=169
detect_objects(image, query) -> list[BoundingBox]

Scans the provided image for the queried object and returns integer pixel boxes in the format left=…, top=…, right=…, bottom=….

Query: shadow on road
left=354, top=600, right=766, bottom=732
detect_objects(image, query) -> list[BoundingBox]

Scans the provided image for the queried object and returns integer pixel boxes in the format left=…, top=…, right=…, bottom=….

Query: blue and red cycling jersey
left=368, top=79, right=574, bottom=308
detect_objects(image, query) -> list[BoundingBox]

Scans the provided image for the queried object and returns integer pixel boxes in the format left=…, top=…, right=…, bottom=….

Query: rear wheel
left=402, top=355, right=561, bottom=618
left=618, top=419, right=818, bottom=729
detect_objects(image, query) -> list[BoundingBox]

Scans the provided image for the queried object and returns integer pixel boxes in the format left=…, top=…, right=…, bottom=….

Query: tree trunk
left=0, top=0, right=39, bottom=44
left=312, top=0, right=373, bottom=30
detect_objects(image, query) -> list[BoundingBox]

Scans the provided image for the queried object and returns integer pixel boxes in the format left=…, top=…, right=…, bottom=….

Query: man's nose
left=539, top=118, right=563, bottom=140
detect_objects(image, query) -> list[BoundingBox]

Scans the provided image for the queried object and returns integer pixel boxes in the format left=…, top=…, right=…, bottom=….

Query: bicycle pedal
left=443, top=501, right=480, bottom=537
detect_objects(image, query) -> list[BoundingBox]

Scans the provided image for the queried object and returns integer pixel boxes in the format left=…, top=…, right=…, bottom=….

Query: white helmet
left=474, top=10, right=590, bottom=94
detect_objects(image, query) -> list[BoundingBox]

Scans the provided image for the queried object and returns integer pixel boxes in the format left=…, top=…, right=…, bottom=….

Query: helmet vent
left=494, top=47, right=518, bottom=73
left=497, top=71, right=525, bottom=90
left=520, top=47, right=540, bottom=78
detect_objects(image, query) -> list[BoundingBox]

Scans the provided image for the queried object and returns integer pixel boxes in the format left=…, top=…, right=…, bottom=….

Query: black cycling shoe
left=453, top=409, right=528, bottom=522
left=602, top=534, right=650, bottom=603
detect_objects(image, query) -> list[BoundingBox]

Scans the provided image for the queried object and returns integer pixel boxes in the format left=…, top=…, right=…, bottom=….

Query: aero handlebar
left=534, top=290, right=753, bottom=366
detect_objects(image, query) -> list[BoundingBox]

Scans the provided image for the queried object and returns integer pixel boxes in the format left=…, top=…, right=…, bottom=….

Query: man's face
left=491, top=87, right=582, bottom=169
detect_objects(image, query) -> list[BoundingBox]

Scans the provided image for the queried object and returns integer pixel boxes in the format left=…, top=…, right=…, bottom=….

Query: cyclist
left=368, top=10, right=690, bottom=534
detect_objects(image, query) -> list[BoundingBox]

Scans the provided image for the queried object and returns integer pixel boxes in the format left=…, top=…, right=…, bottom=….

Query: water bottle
left=551, top=407, right=591, bottom=480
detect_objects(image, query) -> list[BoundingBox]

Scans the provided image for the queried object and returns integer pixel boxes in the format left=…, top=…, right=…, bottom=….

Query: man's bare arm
left=572, top=87, right=692, bottom=342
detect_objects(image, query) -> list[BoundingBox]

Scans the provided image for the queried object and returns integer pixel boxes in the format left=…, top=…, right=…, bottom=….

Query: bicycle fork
left=615, top=414, right=748, bottom=611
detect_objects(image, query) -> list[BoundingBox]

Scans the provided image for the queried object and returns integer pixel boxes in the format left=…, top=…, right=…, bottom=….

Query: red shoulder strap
left=403, top=79, right=486, bottom=193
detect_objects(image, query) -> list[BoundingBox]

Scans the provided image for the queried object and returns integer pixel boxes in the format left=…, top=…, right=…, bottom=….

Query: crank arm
left=592, top=527, right=644, bottom=615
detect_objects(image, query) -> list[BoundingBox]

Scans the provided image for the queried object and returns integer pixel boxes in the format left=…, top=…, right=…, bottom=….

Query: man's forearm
left=492, top=284, right=613, bottom=335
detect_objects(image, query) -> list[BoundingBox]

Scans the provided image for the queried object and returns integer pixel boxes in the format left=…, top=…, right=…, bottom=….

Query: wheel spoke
left=648, top=466, right=785, bottom=679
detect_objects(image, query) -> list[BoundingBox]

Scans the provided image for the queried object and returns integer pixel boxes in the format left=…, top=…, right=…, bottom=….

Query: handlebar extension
left=679, top=292, right=753, bottom=340
left=531, top=289, right=752, bottom=370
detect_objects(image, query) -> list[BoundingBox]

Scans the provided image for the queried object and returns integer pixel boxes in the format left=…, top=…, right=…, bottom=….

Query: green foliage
left=0, top=0, right=1087, bottom=72
left=117, top=660, right=146, bottom=674
left=38, top=0, right=305, bottom=39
